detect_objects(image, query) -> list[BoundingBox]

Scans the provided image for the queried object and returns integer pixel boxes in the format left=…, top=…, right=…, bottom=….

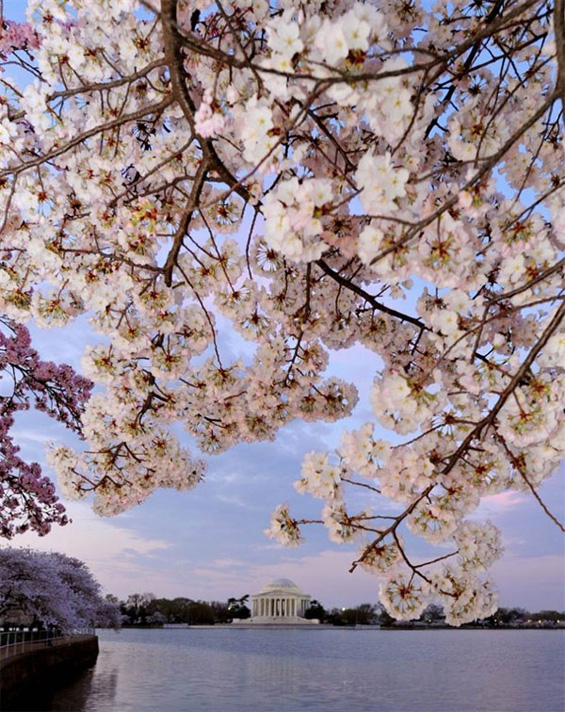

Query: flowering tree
left=0, top=0, right=564, bottom=624
left=0, top=317, right=92, bottom=538
left=0, top=547, right=121, bottom=631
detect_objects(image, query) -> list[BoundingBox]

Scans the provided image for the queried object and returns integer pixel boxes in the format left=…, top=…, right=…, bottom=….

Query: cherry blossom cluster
left=0, top=0, right=563, bottom=622
left=0, top=318, right=92, bottom=538
left=0, top=19, right=39, bottom=58
left=0, top=547, right=121, bottom=630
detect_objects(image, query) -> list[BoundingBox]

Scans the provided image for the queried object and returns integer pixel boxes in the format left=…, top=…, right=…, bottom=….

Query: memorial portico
left=248, top=578, right=319, bottom=624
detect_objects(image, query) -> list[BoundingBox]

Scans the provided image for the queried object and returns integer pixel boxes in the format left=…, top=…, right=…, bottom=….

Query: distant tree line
left=315, top=602, right=564, bottom=628
left=481, top=607, right=564, bottom=628
left=305, top=601, right=564, bottom=627
left=119, top=593, right=251, bottom=626
left=118, top=593, right=564, bottom=629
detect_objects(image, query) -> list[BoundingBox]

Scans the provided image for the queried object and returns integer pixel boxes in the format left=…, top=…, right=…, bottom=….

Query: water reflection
left=49, top=664, right=118, bottom=712
left=44, top=628, right=564, bottom=712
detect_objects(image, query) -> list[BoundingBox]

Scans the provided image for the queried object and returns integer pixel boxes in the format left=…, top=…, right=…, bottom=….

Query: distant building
left=248, top=578, right=319, bottom=624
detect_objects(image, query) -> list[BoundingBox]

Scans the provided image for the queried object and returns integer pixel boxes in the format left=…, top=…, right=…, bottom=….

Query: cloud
left=211, top=558, right=248, bottom=568
left=477, top=491, right=528, bottom=514
left=183, top=549, right=381, bottom=608
left=215, top=494, right=257, bottom=509
left=8, top=501, right=171, bottom=597
left=27, top=314, right=103, bottom=371
left=245, top=549, right=380, bottom=607
left=10, top=427, right=54, bottom=447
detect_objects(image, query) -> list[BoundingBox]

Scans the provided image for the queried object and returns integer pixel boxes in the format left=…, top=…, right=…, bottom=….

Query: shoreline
left=0, top=634, right=99, bottom=711
left=115, top=623, right=565, bottom=631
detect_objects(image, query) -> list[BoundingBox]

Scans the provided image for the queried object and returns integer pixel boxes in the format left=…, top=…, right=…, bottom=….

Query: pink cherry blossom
left=0, top=547, right=120, bottom=631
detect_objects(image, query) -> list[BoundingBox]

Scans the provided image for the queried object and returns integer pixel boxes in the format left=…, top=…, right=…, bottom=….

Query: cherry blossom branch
left=0, top=96, right=174, bottom=179
left=349, top=485, right=434, bottom=573
left=341, top=477, right=381, bottom=494
left=161, top=0, right=197, bottom=131
left=443, top=299, right=565, bottom=477
left=370, top=92, right=557, bottom=266
left=497, top=435, right=565, bottom=533
left=47, top=59, right=167, bottom=103
left=554, top=0, right=565, bottom=128
left=486, top=258, right=565, bottom=305
left=163, top=159, right=209, bottom=286
left=316, top=260, right=428, bottom=331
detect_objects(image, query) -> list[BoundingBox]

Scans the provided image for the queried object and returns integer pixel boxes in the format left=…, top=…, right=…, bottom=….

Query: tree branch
left=316, top=259, right=428, bottom=331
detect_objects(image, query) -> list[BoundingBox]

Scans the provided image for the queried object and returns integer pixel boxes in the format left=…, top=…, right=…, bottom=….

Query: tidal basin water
left=40, top=628, right=564, bottom=711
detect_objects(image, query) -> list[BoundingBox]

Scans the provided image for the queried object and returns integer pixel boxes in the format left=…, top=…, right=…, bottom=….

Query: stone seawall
left=0, top=634, right=99, bottom=711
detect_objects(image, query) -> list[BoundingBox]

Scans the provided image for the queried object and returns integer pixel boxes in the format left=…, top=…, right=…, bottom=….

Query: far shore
left=112, top=622, right=565, bottom=631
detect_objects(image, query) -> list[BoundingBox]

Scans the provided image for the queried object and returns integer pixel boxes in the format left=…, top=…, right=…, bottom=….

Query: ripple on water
left=38, top=628, right=565, bottom=712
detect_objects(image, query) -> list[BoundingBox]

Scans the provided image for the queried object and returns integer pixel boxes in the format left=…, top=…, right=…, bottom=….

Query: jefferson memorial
left=248, top=578, right=319, bottom=624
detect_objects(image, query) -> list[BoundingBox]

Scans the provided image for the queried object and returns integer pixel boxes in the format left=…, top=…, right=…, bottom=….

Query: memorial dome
left=260, top=578, right=302, bottom=594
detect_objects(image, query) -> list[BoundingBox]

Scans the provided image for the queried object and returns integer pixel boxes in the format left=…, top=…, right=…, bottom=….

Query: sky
left=2, top=0, right=565, bottom=614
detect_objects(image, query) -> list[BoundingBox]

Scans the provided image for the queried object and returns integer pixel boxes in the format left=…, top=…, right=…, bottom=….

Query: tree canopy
left=0, top=318, right=91, bottom=538
left=0, top=0, right=563, bottom=624
left=0, top=547, right=121, bottom=631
